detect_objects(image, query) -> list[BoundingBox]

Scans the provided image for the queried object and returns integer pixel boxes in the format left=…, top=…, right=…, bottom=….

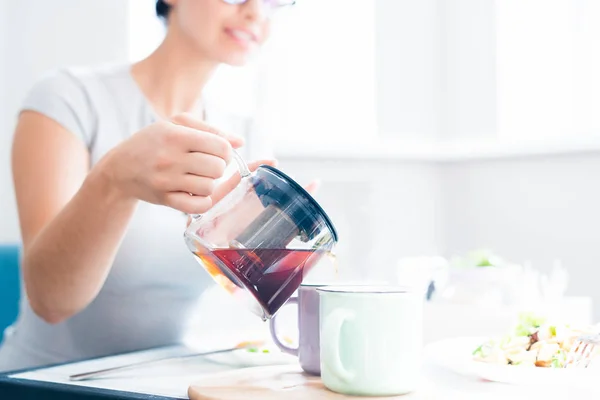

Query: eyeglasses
left=222, top=0, right=296, bottom=9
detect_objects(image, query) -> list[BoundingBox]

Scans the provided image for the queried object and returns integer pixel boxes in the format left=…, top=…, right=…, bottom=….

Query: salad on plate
left=473, top=313, right=600, bottom=368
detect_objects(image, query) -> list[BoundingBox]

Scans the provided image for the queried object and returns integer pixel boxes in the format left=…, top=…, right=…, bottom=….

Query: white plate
left=425, top=336, right=599, bottom=388
left=204, top=347, right=298, bottom=368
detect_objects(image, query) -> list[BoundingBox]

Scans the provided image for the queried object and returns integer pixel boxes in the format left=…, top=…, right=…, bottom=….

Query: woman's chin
left=222, top=55, right=253, bottom=67
left=217, top=48, right=259, bottom=67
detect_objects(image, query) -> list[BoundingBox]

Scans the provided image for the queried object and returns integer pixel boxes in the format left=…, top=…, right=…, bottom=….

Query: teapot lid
left=250, top=165, right=338, bottom=243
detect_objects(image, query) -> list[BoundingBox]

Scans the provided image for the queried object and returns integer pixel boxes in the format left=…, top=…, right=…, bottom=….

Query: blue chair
left=0, top=245, right=21, bottom=334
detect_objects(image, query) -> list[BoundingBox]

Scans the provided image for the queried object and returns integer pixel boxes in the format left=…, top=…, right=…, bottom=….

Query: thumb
left=304, top=179, right=321, bottom=195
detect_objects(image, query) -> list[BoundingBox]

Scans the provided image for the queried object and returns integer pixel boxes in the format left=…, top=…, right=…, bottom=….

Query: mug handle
left=322, top=308, right=355, bottom=382
left=269, top=297, right=299, bottom=356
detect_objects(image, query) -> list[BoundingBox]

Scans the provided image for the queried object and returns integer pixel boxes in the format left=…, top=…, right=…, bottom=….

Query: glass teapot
left=184, top=161, right=338, bottom=321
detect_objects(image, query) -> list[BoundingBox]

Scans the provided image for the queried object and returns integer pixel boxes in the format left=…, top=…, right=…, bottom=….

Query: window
left=496, top=0, right=600, bottom=139
left=259, top=0, right=377, bottom=147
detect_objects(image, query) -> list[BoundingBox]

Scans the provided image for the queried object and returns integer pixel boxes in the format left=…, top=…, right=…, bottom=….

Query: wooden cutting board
left=188, top=365, right=410, bottom=400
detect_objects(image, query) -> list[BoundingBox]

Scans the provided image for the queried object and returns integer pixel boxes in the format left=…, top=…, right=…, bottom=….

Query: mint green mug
left=317, top=286, right=423, bottom=397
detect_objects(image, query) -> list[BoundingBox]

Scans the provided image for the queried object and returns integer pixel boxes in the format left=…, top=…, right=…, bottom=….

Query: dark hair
left=156, top=0, right=171, bottom=20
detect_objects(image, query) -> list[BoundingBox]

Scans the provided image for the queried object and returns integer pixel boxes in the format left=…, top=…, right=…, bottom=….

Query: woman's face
left=165, top=0, right=272, bottom=66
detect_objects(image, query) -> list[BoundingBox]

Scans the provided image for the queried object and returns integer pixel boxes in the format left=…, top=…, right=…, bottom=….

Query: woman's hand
left=97, top=113, right=243, bottom=214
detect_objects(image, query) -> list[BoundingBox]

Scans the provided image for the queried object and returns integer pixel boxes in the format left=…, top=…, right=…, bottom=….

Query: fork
left=564, top=334, right=600, bottom=368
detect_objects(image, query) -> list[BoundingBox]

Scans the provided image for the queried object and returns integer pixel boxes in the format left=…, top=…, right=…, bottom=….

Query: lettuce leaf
left=473, top=345, right=484, bottom=356
left=514, top=312, right=547, bottom=336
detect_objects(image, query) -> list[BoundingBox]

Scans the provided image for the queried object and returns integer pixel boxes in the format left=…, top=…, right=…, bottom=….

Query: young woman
left=0, top=0, right=295, bottom=371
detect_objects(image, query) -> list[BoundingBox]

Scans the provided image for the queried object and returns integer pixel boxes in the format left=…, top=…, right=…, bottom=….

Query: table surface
left=1, top=344, right=598, bottom=400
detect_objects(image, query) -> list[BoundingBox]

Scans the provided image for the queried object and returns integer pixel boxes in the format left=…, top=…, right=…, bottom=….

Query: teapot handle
left=188, top=150, right=250, bottom=222
left=231, top=149, right=251, bottom=178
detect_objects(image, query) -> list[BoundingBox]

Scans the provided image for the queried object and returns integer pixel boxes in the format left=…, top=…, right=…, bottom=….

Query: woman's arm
left=12, top=111, right=240, bottom=324
left=13, top=112, right=137, bottom=324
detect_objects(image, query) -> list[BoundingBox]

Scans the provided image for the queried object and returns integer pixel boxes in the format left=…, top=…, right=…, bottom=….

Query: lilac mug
left=269, top=283, right=324, bottom=375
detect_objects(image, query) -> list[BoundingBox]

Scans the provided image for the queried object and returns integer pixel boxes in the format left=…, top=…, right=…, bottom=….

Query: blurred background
left=1, top=0, right=600, bottom=334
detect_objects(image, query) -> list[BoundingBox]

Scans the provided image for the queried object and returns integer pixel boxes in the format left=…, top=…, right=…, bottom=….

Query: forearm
left=23, top=166, right=138, bottom=324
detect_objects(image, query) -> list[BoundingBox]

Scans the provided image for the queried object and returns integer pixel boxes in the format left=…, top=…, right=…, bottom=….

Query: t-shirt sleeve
left=20, top=69, right=95, bottom=147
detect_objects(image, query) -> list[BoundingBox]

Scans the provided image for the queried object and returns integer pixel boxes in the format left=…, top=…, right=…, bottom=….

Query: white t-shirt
left=0, top=64, right=272, bottom=372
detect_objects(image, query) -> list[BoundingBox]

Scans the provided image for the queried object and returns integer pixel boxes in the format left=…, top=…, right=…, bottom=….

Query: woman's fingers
left=175, top=127, right=232, bottom=160
left=171, top=113, right=245, bottom=149
left=169, top=175, right=216, bottom=197
left=164, top=192, right=213, bottom=215
left=183, top=152, right=227, bottom=179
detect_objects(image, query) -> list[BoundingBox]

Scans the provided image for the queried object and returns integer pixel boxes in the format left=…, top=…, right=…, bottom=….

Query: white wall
left=0, top=0, right=130, bottom=242
left=375, top=0, right=441, bottom=140
left=375, top=0, right=497, bottom=141
left=441, top=153, right=600, bottom=317
left=439, top=0, right=496, bottom=140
